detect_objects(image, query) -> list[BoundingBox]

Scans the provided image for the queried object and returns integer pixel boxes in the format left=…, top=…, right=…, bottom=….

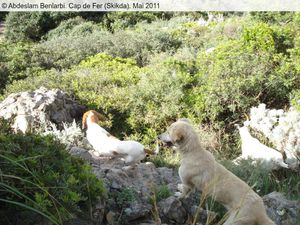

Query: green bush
left=102, top=12, right=159, bottom=31
left=45, top=17, right=101, bottom=40
left=189, top=22, right=299, bottom=130
left=5, top=12, right=55, bottom=42
left=0, top=118, right=106, bottom=225
left=31, top=18, right=182, bottom=69
left=250, top=12, right=296, bottom=24
left=0, top=12, right=8, bottom=21
left=0, top=41, right=43, bottom=93
left=109, top=188, right=136, bottom=208
left=172, top=16, right=247, bottom=51
left=4, top=12, right=105, bottom=42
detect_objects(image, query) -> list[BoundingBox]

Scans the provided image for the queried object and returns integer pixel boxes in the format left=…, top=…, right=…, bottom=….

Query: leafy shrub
left=102, top=12, right=159, bottom=31
left=109, top=188, right=136, bottom=208
left=0, top=118, right=106, bottom=225
left=31, top=30, right=111, bottom=69
left=172, top=16, right=246, bottom=51
left=34, top=17, right=182, bottom=68
left=0, top=12, right=7, bottom=21
left=43, top=120, right=89, bottom=150
left=125, top=64, right=186, bottom=138
left=4, top=12, right=105, bottom=42
left=0, top=41, right=42, bottom=92
left=242, top=22, right=295, bottom=54
left=190, top=22, right=299, bottom=130
left=250, top=12, right=296, bottom=25
left=5, top=12, right=55, bottom=42
left=45, top=17, right=101, bottom=40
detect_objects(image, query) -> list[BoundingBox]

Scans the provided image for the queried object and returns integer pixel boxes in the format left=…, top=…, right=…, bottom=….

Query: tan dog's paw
left=174, top=191, right=182, bottom=197
left=177, top=183, right=184, bottom=192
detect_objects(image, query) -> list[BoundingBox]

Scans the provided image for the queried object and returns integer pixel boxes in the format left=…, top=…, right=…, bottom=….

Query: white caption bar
left=0, top=0, right=299, bottom=11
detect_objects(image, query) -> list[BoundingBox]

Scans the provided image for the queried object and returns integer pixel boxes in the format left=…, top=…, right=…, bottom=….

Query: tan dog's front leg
left=175, top=183, right=193, bottom=199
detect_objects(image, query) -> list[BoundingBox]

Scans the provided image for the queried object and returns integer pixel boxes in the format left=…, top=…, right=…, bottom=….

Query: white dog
left=235, top=123, right=288, bottom=169
left=82, top=110, right=154, bottom=164
left=159, top=119, right=275, bottom=225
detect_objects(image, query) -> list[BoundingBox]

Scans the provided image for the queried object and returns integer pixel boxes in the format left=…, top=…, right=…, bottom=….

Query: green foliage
left=4, top=12, right=105, bottom=42
left=0, top=12, right=8, bottom=21
left=250, top=12, right=295, bottom=24
left=190, top=23, right=298, bottom=130
left=291, top=89, right=300, bottom=111
left=102, top=12, right=159, bottom=31
left=0, top=41, right=42, bottom=92
left=45, top=17, right=101, bottom=40
left=222, top=160, right=300, bottom=200
left=5, top=12, right=55, bottom=42
left=32, top=18, right=182, bottom=69
left=126, top=66, right=185, bottom=133
left=172, top=16, right=246, bottom=51
left=154, top=185, right=172, bottom=202
left=109, top=188, right=136, bottom=207
left=0, top=118, right=106, bottom=225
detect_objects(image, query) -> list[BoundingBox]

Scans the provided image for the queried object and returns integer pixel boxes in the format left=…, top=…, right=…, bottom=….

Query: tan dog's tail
left=82, top=110, right=107, bottom=129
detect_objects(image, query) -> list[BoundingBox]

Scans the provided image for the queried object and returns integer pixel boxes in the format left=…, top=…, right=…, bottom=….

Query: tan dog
left=159, top=119, right=275, bottom=225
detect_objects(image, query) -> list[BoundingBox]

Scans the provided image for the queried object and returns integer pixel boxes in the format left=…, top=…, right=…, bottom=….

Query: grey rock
left=71, top=148, right=300, bottom=225
left=158, top=196, right=187, bottom=224
left=124, top=202, right=152, bottom=221
left=0, top=87, right=86, bottom=133
left=263, top=192, right=300, bottom=225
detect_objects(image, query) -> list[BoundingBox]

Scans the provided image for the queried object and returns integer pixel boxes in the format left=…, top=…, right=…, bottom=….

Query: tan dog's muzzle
left=158, top=132, right=174, bottom=147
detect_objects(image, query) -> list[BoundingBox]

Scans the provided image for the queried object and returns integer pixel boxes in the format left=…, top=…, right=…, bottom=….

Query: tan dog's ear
left=173, top=131, right=184, bottom=143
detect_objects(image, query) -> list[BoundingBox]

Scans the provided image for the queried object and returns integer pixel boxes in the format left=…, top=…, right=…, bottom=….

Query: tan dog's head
left=158, top=118, right=194, bottom=148
left=82, top=110, right=107, bottom=129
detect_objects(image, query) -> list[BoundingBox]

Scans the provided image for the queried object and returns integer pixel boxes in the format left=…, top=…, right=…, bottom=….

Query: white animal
left=235, top=122, right=288, bottom=169
left=82, top=110, right=154, bottom=164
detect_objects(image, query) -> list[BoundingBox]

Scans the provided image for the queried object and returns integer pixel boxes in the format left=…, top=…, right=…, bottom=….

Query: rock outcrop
left=0, top=87, right=86, bottom=133
left=70, top=147, right=300, bottom=225
left=70, top=147, right=215, bottom=225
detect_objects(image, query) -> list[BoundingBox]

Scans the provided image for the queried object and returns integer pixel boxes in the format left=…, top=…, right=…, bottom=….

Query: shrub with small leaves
left=0, top=118, right=106, bottom=225
left=42, top=120, right=89, bottom=150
